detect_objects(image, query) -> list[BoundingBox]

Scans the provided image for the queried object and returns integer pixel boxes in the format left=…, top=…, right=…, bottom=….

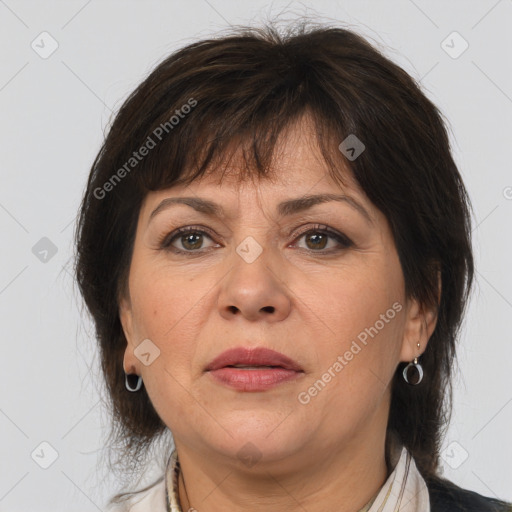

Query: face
left=120, top=119, right=431, bottom=471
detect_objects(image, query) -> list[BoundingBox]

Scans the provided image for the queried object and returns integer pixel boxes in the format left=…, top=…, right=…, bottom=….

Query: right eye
left=159, top=226, right=220, bottom=254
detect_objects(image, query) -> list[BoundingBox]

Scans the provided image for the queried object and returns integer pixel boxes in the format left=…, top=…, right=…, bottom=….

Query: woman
left=75, top=22, right=511, bottom=512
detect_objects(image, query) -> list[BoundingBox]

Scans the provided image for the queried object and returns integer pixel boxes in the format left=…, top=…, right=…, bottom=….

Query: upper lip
left=205, top=347, right=303, bottom=372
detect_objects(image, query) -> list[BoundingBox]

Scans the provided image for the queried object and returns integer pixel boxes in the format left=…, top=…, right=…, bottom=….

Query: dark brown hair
left=75, top=21, right=474, bottom=491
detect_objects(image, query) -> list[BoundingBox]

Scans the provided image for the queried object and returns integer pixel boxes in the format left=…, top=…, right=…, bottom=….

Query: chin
left=207, top=417, right=309, bottom=462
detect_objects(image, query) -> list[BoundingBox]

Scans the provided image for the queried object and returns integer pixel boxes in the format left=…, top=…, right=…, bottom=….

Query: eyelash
left=158, top=224, right=353, bottom=256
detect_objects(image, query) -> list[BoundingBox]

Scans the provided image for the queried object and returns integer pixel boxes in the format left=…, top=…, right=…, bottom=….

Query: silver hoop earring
left=125, top=373, right=143, bottom=392
left=402, top=357, right=423, bottom=385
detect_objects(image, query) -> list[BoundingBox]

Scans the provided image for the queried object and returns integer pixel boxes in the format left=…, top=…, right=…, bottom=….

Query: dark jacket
left=428, top=477, right=511, bottom=511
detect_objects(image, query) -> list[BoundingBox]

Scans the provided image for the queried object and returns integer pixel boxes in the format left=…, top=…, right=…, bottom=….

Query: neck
left=175, top=417, right=390, bottom=512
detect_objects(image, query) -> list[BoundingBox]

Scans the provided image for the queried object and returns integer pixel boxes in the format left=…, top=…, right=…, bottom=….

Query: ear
left=119, top=295, right=140, bottom=375
left=399, top=270, right=441, bottom=362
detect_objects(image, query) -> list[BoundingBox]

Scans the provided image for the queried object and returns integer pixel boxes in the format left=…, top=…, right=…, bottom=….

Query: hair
left=74, top=20, right=474, bottom=498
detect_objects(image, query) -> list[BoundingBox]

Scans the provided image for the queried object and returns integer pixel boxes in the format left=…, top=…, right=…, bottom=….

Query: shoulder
left=427, top=476, right=512, bottom=512
left=104, top=478, right=167, bottom=512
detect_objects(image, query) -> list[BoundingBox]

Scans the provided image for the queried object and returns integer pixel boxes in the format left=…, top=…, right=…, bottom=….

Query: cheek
left=128, top=273, right=206, bottom=415
left=299, top=259, right=404, bottom=392
left=130, top=265, right=199, bottom=335
left=305, top=265, right=401, bottom=342
left=126, top=272, right=200, bottom=381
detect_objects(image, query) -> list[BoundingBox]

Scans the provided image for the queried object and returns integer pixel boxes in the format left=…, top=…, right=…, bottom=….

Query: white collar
left=366, top=445, right=430, bottom=511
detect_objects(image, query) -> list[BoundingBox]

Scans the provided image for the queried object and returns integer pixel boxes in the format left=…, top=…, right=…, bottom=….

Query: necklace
left=179, top=469, right=192, bottom=511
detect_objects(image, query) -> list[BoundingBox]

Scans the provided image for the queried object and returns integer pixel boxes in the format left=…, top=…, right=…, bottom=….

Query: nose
left=217, top=246, right=292, bottom=322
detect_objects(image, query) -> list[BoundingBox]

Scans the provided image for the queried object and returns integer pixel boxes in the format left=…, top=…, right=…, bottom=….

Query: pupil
left=183, top=233, right=202, bottom=250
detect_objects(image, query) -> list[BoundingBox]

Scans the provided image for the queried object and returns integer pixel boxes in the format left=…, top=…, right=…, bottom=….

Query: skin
left=120, top=116, right=438, bottom=512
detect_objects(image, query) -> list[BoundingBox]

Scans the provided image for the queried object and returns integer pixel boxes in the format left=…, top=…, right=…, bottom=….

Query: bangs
left=137, top=103, right=350, bottom=193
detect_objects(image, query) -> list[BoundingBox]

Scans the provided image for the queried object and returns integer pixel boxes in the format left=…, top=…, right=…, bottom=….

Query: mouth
left=205, top=346, right=303, bottom=372
left=205, top=346, right=304, bottom=391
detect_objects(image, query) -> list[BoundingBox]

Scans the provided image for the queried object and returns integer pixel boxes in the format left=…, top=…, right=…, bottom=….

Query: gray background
left=1, top=0, right=511, bottom=510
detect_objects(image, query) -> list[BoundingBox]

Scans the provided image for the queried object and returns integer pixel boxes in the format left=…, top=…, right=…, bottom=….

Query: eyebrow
left=148, top=193, right=373, bottom=225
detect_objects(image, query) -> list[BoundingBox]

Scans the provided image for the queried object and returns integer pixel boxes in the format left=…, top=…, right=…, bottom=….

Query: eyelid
left=157, top=224, right=218, bottom=251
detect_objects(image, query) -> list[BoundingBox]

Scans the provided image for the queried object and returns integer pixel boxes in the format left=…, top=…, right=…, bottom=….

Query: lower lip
left=207, top=367, right=303, bottom=391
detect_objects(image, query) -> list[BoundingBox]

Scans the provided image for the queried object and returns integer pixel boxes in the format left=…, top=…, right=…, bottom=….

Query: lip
left=205, top=346, right=303, bottom=372
left=205, top=346, right=304, bottom=391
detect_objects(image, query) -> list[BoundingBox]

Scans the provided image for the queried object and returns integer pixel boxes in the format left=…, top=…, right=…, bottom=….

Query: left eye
left=292, top=227, right=352, bottom=252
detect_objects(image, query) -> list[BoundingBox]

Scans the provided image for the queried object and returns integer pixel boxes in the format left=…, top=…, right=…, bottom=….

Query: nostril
left=261, top=306, right=275, bottom=313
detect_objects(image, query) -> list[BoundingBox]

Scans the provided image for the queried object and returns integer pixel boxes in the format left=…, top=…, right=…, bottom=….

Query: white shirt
left=105, top=444, right=430, bottom=511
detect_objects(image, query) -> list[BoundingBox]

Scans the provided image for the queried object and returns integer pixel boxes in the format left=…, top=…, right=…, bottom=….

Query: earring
left=125, top=373, right=143, bottom=392
left=402, top=342, right=423, bottom=385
